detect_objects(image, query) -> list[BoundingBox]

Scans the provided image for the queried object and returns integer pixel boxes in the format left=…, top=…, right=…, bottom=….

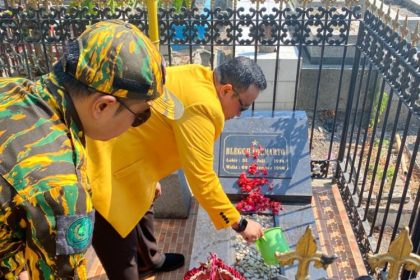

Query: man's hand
left=154, top=182, right=162, bottom=201
left=233, top=218, right=264, bottom=243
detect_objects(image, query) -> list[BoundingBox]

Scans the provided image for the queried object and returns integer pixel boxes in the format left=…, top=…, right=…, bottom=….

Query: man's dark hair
left=53, top=41, right=91, bottom=98
left=214, top=56, right=267, bottom=93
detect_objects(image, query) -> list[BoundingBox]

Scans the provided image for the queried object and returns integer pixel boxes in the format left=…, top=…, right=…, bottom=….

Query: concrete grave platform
left=189, top=204, right=328, bottom=279
left=189, top=111, right=327, bottom=278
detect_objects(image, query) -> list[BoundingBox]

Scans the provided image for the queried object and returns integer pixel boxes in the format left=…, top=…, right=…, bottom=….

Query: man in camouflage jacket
left=0, top=20, right=183, bottom=279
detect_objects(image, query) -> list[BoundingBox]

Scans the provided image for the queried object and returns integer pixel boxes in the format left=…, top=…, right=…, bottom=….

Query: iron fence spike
left=412, top=22, right=419, bottom=47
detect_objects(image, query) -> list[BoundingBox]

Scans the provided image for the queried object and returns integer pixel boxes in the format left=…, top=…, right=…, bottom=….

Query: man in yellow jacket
left=87, top=56, right=267, bottom=279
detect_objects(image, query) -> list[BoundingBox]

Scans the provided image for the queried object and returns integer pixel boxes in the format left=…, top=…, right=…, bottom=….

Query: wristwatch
left=232, top=217, right=248, bottom=233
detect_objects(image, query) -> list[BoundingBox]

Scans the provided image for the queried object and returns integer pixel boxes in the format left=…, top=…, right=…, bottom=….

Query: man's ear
left=91, top=93, right=118, bottom=120
left=221, top=83, right=233, bottom=96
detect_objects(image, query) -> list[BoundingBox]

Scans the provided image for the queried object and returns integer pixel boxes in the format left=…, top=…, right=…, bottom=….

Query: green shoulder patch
left=56, top=211, right=94, bottom=255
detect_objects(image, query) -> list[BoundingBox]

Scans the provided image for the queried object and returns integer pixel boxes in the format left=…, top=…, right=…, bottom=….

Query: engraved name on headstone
left=220, top=134, right=291, bottom=179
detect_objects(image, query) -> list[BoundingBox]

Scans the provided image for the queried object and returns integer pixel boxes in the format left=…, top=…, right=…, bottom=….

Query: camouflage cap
left=73, top=19, right=183, bottom=120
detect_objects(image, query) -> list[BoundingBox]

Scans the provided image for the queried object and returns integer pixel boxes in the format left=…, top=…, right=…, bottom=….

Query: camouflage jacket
left=0, top=73, right=94, bottom=279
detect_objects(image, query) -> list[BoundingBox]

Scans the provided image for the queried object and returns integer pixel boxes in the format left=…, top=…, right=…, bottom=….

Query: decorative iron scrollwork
left=358, top=10, right=419, bottom=118
left=311, top=160, right=329, bottom=178
left=0, top=5, right=362, bottom=55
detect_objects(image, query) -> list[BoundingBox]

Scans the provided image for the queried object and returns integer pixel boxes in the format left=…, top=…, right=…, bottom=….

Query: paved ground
left=312, top=180, right=367, bottom=279
left=87, top=180, right=368, bottom=279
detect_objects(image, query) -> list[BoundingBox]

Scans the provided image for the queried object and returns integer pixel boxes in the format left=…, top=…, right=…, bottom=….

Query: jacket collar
left=38, top=72, right=85, bottom=146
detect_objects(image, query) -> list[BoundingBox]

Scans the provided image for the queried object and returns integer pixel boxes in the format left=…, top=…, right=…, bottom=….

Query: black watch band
left=233, top=217, right=248, bottom=233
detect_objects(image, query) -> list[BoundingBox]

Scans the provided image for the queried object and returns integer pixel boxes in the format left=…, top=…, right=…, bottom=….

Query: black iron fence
left=337, top=8, right=420, bottom=279
left=0, top=3, right=419, bottom=278
left=0, top=4, right=363, bottom=175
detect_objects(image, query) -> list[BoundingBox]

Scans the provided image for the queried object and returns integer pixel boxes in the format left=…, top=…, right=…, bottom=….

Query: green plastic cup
left=255, top=227, right=290, bottom=265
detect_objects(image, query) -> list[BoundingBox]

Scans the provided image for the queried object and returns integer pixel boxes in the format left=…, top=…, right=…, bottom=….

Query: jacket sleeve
left=0, top=164, right=93, bottom=279
left=172, top=104, right=240, bottom=230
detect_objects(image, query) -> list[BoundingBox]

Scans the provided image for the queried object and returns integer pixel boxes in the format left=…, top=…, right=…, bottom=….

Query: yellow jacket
left=87, top=65, right=241, bottom=237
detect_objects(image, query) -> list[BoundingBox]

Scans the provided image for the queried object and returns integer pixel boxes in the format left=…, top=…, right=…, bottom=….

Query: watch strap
left=233, top=217, right=248, bottom=233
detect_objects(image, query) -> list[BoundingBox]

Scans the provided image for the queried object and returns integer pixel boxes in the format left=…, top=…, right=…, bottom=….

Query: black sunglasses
left=116, top=98, right=152, bottom=127
left=86, top=87, right=152, bottom=127
left=232, top=89, right=251, bottom=112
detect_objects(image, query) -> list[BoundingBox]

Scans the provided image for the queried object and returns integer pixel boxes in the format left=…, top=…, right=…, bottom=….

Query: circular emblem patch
left=66, top=216, right=93, bottom=249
